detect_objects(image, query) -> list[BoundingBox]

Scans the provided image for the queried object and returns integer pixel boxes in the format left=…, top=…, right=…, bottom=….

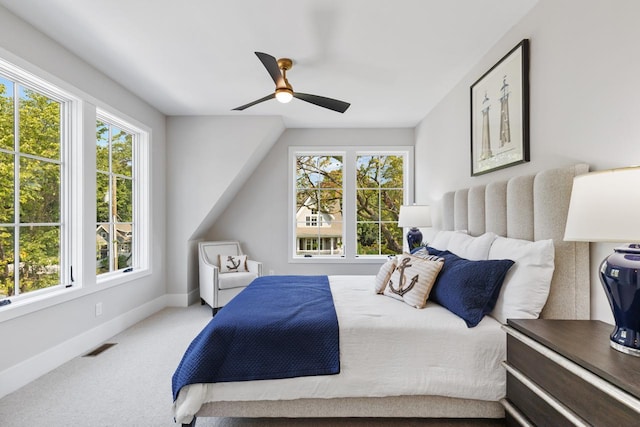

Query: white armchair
left=198, top=241, right=263, bottom=316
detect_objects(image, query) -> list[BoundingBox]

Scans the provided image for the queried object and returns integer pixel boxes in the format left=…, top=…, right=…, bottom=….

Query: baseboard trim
left=166, top=289, right=199, bottom=307
left=0, top=295, right=167, bottom=399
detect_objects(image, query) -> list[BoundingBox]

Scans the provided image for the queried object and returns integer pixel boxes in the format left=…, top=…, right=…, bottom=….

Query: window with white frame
left=96, top=112, right=149, bottom=278
left=290, top=147, right=412, bottom=261
left=0, top=63, right=76, bottom=301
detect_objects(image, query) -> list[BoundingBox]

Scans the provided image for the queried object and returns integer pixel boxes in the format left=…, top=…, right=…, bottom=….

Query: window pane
left=381, top=189, right=402, bottom=221
left=19, top=225, right=60, bottom=293
left=0, top=227, right=15, bottom=297
left=115, top=177, right=133, bottom=222
left=19, top=87, right=60, bottom=160
left=96, top=120, right=109, bottom=173
left=96, top=224, right=110, bottom=274
left=356, top=155, right=379, bottom=188
left=296, top=155, right=342, bottom=189
left=356, top=189, right=379, bottom=221
left=0, top=76, right=14, bottom=151
left=296, top=189, right=315, bottom=212
left=357, top=222, right=380, bottom=255
left=379, top=155, right=404, bottom=188
left=0, top=152, right=14, bottom=223
left=111, top=126, right=132, bottom=177
left=318, top=189, right=342, bottom=216
left=20, top=157, right=60, bottom=223
left=381, top=222, right=403, bottom=255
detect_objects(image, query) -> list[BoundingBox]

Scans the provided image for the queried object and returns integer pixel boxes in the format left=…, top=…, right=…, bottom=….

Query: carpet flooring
left=0, top=304, right=505, bottom=427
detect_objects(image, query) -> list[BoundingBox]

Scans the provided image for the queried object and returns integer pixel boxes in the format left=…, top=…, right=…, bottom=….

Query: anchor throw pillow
left=218, top=254, right=248, bottom=273
left=383, top=254, right=444, bottom=308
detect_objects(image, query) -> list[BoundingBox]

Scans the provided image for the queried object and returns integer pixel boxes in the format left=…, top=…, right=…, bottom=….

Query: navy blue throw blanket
left=172, top=275, right=339, bottom=400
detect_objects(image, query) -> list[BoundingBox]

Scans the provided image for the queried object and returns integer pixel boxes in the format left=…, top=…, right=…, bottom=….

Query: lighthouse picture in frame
left=470, top=39, right=529, bottom=176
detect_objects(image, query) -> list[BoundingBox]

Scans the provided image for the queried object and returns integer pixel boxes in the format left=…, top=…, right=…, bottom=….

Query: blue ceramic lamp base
left=406, top=227, right=423, bottom=251
left=600, top=244, right=640, bottom=357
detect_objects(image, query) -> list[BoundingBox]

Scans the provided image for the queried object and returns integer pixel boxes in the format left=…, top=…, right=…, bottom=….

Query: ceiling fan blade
left=293, top=92, right=350, bottom=113
left=255, top=52, right=285, bottom=88
left=232, top=93, right=275, bottom=111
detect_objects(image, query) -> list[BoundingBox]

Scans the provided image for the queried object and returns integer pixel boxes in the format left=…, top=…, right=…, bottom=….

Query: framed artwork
left=470, top=39, right=529, bottom=176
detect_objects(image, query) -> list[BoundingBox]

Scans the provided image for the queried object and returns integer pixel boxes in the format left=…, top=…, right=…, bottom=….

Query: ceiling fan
left=232, top=52, right=350, bottom=113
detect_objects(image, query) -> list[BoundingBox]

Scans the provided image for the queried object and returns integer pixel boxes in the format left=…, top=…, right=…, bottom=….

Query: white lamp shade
left=398, top=205, right=432, bottom=228
left=564, top=167, right=640, bottom=242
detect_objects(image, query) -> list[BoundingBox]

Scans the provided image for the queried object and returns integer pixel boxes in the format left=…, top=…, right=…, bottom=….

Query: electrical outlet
left=95, top=302, right=103, bottom=317
left=269, top=269, right=275, bottom=275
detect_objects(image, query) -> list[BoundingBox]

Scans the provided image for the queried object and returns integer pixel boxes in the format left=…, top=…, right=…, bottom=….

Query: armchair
left=198, top=241, right=263, bottom=316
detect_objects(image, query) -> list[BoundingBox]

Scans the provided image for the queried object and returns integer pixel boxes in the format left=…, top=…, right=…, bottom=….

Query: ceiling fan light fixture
left=275, top=87, right=293, bottom=103
left=232, top=52, right=350, bottom=113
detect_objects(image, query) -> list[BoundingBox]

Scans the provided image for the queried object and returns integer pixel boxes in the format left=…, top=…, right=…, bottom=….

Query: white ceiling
left=0, top=0, right=537, bottom=128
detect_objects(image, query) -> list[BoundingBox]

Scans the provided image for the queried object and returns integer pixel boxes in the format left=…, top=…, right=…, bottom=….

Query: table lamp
left=564, top=166, right=640, bottom=356
left=398, top=205, right=432, bottom=250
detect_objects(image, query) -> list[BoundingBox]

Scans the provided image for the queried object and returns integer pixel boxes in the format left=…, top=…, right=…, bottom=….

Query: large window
left=355, top=154, right=404, bottom=255
left=290, top=147, right=412, bottom=261
left=96, top=112, right=149, bottom=278
left=0, top=69, right=73, bottom=300
left=295, top=155, right=344, bottom=257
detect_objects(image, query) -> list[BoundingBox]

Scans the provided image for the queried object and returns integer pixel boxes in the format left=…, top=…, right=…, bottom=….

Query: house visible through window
left=291, top=147, right=412, bottom=261
left=295, top=154, right=344, bottom=257
left=0, top=69, right=72, bottom=300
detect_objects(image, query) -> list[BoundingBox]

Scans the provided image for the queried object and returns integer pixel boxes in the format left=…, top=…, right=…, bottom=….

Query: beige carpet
left=0, top=304, right=504, bottom=427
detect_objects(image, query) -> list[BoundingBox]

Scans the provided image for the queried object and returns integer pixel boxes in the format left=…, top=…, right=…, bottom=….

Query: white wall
left=415, top=0, right=640, bottom=324
left=0, top=6, right=167, bottom=397
left=165, top=116, right=285, bottom=304
left=207, top=128, right=415, bottom=276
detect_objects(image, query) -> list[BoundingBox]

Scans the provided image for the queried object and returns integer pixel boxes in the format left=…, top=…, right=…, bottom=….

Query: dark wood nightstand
left=502, top=319, right=640, bottom=426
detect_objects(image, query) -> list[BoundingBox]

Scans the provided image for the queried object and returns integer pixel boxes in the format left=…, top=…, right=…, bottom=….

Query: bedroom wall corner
left=165, top=116, right=285, bottom=304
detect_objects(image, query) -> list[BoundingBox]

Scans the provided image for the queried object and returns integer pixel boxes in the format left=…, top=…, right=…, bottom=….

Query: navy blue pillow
left=430, top=250, right=514, bottom=328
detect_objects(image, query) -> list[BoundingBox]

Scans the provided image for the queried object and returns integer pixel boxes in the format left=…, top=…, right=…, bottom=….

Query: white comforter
left=173, top=275, right=506, bottom=423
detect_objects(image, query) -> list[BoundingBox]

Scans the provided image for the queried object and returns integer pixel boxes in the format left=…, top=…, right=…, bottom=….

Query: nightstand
left=502, top=319, right=640, bottom=426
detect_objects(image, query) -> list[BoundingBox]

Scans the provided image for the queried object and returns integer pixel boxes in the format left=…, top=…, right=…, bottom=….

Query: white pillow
left=488, top=236, right=555, bottom=323
left=429, top=230, right=466, bottom=251
left=374, top=257, right=396, bottom=294
left=383, top=254, right=444, bottom=308
left=218, top=254, right=248, bottom=273
left=447, top=232, right=497, bottom=260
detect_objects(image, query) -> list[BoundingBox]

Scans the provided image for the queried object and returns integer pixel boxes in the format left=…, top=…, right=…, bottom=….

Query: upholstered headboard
left=440, top=163, right=590, bottom=320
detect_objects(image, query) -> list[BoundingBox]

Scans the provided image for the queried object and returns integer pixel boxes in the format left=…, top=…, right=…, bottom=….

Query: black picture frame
left=470, top=39, right=529, bottom=176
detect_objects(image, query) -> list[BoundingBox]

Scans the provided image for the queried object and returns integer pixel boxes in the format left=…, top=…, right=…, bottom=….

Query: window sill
left=0, top=268, right=150, bottom=323
left=289, top=256, right=391, bottom=264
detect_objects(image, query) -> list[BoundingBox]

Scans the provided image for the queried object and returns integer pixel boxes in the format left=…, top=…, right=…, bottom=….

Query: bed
left=173, top=163, right=591, bottom=426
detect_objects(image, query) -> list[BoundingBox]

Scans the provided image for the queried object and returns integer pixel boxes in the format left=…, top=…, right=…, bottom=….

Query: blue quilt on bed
left=171, top=275, right=340, bottom=400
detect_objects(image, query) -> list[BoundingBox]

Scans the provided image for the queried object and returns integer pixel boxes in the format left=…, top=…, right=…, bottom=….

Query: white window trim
left=288, top=146, right=414, bottom=264
left=95, top=109, right=151, bottom=284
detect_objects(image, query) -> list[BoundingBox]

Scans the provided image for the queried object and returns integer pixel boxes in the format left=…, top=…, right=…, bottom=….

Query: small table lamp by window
left=398, top=205, right=432, bottom=250
left=564, top=166, right=640, bottom=356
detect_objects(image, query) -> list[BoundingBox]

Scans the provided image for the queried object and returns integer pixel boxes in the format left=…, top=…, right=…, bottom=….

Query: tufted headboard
left=440, top=163, right=590, bottom=320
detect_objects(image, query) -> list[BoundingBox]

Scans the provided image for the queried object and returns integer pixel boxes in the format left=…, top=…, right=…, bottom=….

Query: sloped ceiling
left=0, top=0, right=537, bottom=128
